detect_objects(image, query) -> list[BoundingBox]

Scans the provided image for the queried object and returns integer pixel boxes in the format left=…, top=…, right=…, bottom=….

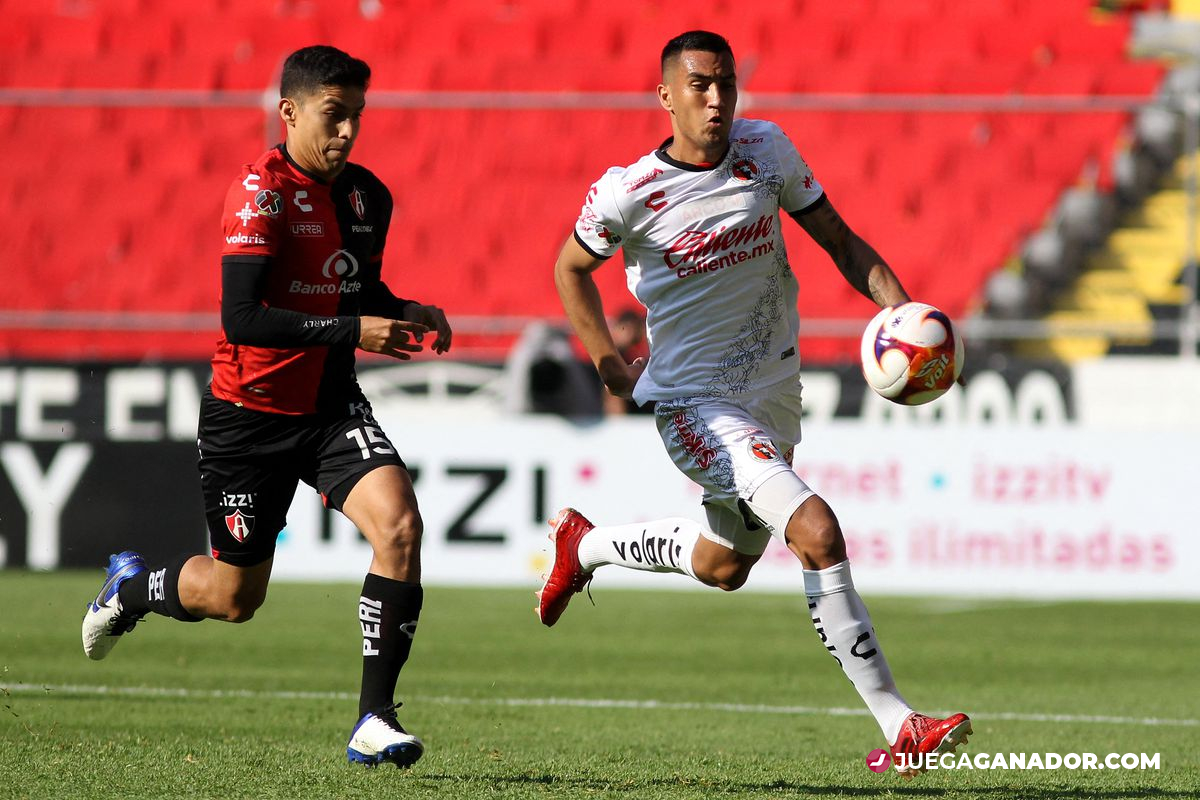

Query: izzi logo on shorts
left=222, top=492, right=254, bottom=508
left=222, top=493, right=255, bottom=543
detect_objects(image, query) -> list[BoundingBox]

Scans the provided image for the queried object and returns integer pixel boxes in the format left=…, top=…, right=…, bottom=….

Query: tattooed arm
left=787, top=196, right=910, bottom=308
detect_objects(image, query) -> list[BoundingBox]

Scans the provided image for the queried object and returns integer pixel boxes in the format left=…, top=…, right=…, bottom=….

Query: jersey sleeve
left=369, top=172, right=393, bottom=264
left=572, top=168, right=628, bottom=260
left=359, top=174, right=417, bottom=316
left=220, top=167, right=286, bottom=257
left=770, top=123, right=825, bottom=215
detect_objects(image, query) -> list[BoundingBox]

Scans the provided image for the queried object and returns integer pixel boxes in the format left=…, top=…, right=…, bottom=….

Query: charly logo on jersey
left=293, top=190, right=313, bottom=212
left=255, top=189, right=282, bottom=217
left=731, top=157, right=760, bottom=181
left=349, top=186, right=367, bottom=220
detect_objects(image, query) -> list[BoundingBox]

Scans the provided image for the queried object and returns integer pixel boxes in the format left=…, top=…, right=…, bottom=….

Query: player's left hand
left=403, top=303, right=453, bottom=354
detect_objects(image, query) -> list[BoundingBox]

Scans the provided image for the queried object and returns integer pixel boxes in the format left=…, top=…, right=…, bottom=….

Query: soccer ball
left=860, top=302, right=964, bottom=405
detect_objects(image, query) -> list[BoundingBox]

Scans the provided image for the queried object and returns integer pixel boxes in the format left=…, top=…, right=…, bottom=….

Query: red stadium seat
left=0, top=0, right=1161, bottom=361
left=1019, top=63, right=1101, bottom=95
left=37, top=14, right=107, bottom=58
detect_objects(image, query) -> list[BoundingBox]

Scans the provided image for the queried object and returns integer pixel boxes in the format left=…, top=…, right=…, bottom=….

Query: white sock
left=804, top=560, right=913, bottom=743
left=577, top=518, right=701, bottom=580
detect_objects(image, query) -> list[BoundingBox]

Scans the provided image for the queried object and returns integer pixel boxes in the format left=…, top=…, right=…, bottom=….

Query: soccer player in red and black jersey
left=81, top=45, right=448, bottom=768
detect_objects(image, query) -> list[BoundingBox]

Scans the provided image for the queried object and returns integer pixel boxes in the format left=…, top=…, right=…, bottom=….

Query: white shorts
left=654, top=378, right=815, bottom=555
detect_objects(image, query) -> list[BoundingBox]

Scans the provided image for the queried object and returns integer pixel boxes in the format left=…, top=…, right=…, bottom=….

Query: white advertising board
left=272, top=410, right=1200, bottom=599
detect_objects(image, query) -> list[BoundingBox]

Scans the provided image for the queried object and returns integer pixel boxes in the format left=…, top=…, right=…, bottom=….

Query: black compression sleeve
left=221, top=256, right=360, bottom=347
left=360, top=276, right=418, bottom=320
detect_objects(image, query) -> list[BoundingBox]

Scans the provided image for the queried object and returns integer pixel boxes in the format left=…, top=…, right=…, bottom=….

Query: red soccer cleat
left=536, top=508, right=595, bottom=627
left=888, top=711, right=973, bottom=779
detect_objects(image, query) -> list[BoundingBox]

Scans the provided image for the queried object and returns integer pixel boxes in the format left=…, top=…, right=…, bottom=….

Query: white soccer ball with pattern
left=860, top=302, right=964, bottom=405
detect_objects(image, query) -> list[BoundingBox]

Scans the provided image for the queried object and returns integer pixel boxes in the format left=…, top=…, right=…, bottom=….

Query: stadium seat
left=37, top=14, right=107, bottom=58
left=0, top=0, right=1165, bottom=362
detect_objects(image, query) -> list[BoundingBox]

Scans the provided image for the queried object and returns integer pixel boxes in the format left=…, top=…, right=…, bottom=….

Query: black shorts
left=197, top=388, right=406, bottom=567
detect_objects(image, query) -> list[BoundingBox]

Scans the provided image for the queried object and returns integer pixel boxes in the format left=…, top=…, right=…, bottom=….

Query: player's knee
left=806, top=517, right=844, bottom=559
left=223, top=603, right=257, bottom=624
left=704, top=560, right=752, bottom=592
left=374, top=507, right=423, bottom=556
left=786, top=498, right=847, bottom=566
left=216, top=586, right=267, bottom=623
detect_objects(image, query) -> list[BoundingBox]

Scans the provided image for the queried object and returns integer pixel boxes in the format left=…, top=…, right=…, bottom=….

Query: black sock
left=358, top=574, right=423, bottom=719
left=118, top=555, right=203, bottom=622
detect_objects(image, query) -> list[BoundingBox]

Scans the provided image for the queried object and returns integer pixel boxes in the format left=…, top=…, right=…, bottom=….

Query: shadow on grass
left=409, top=772, right=1190, bottom=799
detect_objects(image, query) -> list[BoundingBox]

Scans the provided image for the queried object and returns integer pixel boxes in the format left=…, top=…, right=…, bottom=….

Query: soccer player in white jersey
left=540, top=30, right=971, bottom=778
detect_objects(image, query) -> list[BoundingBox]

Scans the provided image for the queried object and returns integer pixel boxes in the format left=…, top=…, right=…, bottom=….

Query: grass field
left=2, top=572, right=1197, bottom=799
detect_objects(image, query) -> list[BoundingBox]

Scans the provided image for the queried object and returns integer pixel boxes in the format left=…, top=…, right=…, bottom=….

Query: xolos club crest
left=747, top=435, right=779, bottom=462
left=731, top=158, right=759, bottom=181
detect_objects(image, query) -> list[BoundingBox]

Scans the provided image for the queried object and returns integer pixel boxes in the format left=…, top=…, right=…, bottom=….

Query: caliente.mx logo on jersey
left=663, top=213, right=776, bottom=278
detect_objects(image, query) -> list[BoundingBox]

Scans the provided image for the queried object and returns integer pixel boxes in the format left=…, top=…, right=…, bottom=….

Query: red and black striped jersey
left=213, top=145, right=410, bottom=415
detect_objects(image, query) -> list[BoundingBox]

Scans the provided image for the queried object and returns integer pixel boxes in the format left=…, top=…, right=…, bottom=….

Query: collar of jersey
left=654, top=137, right=730, bottom=172
left=279, top=143, right=330, bottom=185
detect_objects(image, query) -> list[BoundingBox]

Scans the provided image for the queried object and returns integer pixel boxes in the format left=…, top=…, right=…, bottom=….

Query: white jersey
left=574, top=118, right=825, bottom=405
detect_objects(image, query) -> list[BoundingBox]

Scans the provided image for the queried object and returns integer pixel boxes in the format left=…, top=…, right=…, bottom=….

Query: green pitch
left=2, top=572, right=1197, bottom=799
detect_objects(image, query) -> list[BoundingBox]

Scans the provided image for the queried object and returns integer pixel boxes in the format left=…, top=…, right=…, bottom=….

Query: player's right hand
left=357, top=315, right=430, bottom=360
left=601, top=356, right=646, bottom=400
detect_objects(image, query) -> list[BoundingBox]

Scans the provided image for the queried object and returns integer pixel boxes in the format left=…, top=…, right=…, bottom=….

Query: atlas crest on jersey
left=224, top=510, right=254, bottom=542
left=349, top=186, right=367, bottom=220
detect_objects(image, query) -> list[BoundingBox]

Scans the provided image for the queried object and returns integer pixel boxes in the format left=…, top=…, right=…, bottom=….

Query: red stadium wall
left=0, top=0, right=1163, bottom=362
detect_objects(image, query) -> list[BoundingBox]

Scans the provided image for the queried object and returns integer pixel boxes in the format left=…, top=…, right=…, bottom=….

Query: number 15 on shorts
left=346, top=425, right=396, bottom=460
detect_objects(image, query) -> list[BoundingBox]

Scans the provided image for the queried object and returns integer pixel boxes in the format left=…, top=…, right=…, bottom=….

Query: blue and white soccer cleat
left=81, top=550, right=148, bottom=661
left=347, top=707, right=424, bottom=768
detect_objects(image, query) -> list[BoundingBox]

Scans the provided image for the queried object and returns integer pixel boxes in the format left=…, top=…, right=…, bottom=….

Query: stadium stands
left=0, top=0, right=1165, bottom=361
left=1019, top=150, right=1197, bottom=361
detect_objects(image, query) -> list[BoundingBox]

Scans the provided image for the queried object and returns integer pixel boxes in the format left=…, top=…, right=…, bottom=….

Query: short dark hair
left=660, top=30, right=734, bottom=74
left=280, top=45, right=371, bottom=100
